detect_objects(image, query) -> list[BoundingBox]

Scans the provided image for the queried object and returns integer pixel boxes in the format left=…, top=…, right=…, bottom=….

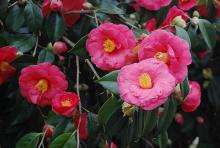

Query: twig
left=38, top=130, right=46, bottom=148
left=93, top=10, right=99, bottom=27
left=8, top=1, right=18, bottom=8
left=33, top=36, right=38, bottom=57
left=62, top=36, right=75, bottom=48
left=85, top=59, right=101, bottom=80
left=63, top=10, right=94, bottom=15
left=76, top=56, right=82, bottom=148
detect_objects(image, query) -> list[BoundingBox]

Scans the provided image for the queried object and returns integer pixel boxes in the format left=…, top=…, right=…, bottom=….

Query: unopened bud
left=43, top=124, right=54, bottom=138
left=129, top=14, right=136, bottom=20
left=191, top=17, right=199, bottom=26
left=82, top=2, right=93, bottom=10
left=50, top=0, right=63, bottom=12
left=175, top=113, right=184, bottom=125
left=122, top=102, right=136, bottom=117
left=193, top=11, right=200, bottom=18
left=172, top=16, right=187, bottom=28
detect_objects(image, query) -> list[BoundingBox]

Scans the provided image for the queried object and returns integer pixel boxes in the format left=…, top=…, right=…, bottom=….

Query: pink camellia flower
left=117, top=58, right=176, bottom=110
left=178, top=0, right=197, bottom=11
left=138, top=30, right=191, bottom=83
left=182, top=81, right=201, bottom=112
left=145, top=18, right=156, bottom=32
left=19, top=62, right=68, bottom=106
left=41, top=0, right=84, bottom=27
left=86, top=23, right=137, bottom=71
left=160, top=6, right=188, bottom=30
left=52, top=92, right=79, bottom=117
left=136, top=0, right=172, bottom=10
left=0, top=46, right=17, bottom=85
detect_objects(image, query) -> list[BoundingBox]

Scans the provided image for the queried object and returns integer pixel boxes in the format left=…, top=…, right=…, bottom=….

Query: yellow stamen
left=103, top=39, right=116, bottom=53
left=35, top=79, right=49, bottom=93
left=61, top=99, right=72, bottom=107
left=0, top=62, right=10, bottom=72
left=155, top=52, right=169, bottom=64
left=133, top=44, right=140, bottom=55
left=139, top=73, right=152, bottom=89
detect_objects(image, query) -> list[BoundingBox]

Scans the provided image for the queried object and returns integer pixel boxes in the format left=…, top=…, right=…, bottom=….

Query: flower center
left=138, top=73, right=152, bottom=89
left=155, top=52, right=169, bottom=64
left=0, top=61, right=10, bottom=72
left=103, top=39, right=116, bottom=53
left=61, top=98, right=72, bottom=107
left=35, top=79, right=49, bottom=93
left=133, top=44, right=140, bottom=55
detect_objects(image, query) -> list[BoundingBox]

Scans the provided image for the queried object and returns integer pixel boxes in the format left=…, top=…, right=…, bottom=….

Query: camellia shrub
left=0, top=0, right=220, bottom=147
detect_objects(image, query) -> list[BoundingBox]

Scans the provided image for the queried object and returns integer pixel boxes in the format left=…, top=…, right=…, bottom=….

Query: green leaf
left=38, top=49, right=55, bottom=63
left=45, top=12, right=65, bottom=42
left=87, top=113, right=100, bottom=137
left=0, top=0, right=8, bottom=19
left=157, top=97, right=177, bottom=134
left=98, top=96, right=121, bottom=125
left=158, top=132, right=168, bottom=148
left=175, top=26, right=191, bottom=49
left=24, top=2, right=43, bottom=32
left=16, top=133, right=41, bottom=148
left=143, top=108, right=158, bottom=136
left=96, top=70, right=119, bottom=94
left=49, top=133, right=76, bottom=148
left=198, top=19, right=217, bottom=49
left=180, top=76, right=190, bottom=100
left=5, top=5, right=25, bottom=32
left=208, top=77, right=220, bottom=107
left=98, top=3, right=124, bottom=14
left=68, top=35, right=89, bottom=59
left=132, top=28, right=148, bottom=38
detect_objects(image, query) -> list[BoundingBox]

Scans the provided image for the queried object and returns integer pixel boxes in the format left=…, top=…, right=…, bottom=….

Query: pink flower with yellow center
left=182, top=81, right=201, bottom=112
left=178, top=0, right=197, bottom=11
left=136, top=0, right=172, bottom=10
left=52, top=92, right=79, bottom=117
left=19, top=62, right=68, bottom=106
left=0, top=46, right=17, bottom=85
left=138, top=30, right=192, bottom=83
left=117, top=58, right=176, bottom=110
left=86, top=23, right=137, bottom=71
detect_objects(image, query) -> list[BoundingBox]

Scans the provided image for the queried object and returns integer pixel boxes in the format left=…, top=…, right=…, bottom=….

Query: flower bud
left=172, top=16, right=187, bottom=28
left=196, top=116, right=205, bottom=124
left=175, top=113, right=184, bottom=125
left=191, top=17, right=199, bottom=26
left=82, top=2, right=93, bottom=10
left=43, top=124, right=54, bottom=138
left=53, top=41, right=68, bottom=54
left=50, top=0, right=63, bottom=12
left=129, top=14, right=136, bottom=20
left=122, top=102, right=136, bottom=117
left=193, top=11, right=200, bottom=18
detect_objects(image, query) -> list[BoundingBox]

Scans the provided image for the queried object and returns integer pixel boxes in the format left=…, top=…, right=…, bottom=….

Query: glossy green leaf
left=180, top=76, right=190, bottom=100
left=158, top=132, right=168, bottom=148
left=38, top=49, right=55, bottom=63
left=87, top=112, right=100, bottom=137
left=68, top=35, right=89, bottom=59
left=175, top=26, right=191, bottom=49
left=98, top=96, right=120, bottom=125
left=198, top=19, right=217, bottom=49
left=49, top=133, right=76, bottom=148
left=98, top=3, right=124, bottom=14
left=45, top=12, right=65, bottom=42
left=208, top=77, right=220, bottom=107
left=5, top=5, right=25, bottom=32
left=143, top=108, right=158, bottom=136
left=16, top=133, right=41, bottom=148
left=96, top=70, right=119, bottom=94
left=157, top=97, right=177, bottom=134
left=24, top=2, right=43, bottom=32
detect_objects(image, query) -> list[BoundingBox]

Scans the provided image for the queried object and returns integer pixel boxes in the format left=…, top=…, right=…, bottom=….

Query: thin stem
left=37, top=106, right=47, bottom=120
left=62, top=36, right=75, bottom=48
left=63, top=10, right=94, bottom=15
left=38, top=131, right=46, bottom=148
left=8, top=1, right=18, bottom=8
left=33, top=36, right=38, bottom=57
left=85, top=59, right=101, bottom=80
left=93, top=10, right=99, bottom=27
left=76, top=56, right=82, bottom=148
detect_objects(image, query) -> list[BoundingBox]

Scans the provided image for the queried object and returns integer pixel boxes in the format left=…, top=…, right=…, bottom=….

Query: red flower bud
left=50, top=0, right=63, bottom=12
left=175, top=113, right=184, bottom=125
left=105, top=142, right=117, bottom=148
left=196, top=116, right=204, bottom=124
left=43, top=124, right=54, bottom=138
left=53, top=41, right=68, bottom=54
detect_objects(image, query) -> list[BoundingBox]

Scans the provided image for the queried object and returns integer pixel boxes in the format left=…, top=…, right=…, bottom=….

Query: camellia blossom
left=41, top=0, right=84, bottom=27
left=86, top=23, right=137, bottom=71
left=19, top=62, right=68, bottom=106
left=182, top=81, right=201, bottom=112
left=160, top=6, right=188, bottom=30
left=136, top=0, right=171, bottom=10
left=52, top=92, right=79, bottom=117
left=0, top=46, right=17, bottom=85
left=178, top=0, right=197, bottom=11
left=145, top=18, right=156, bottom=32
left=138, top=30, right=192, bottom=83
left=74, top=112, right=88, bottom=140
left=117, top=58, right=176, bottom=110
